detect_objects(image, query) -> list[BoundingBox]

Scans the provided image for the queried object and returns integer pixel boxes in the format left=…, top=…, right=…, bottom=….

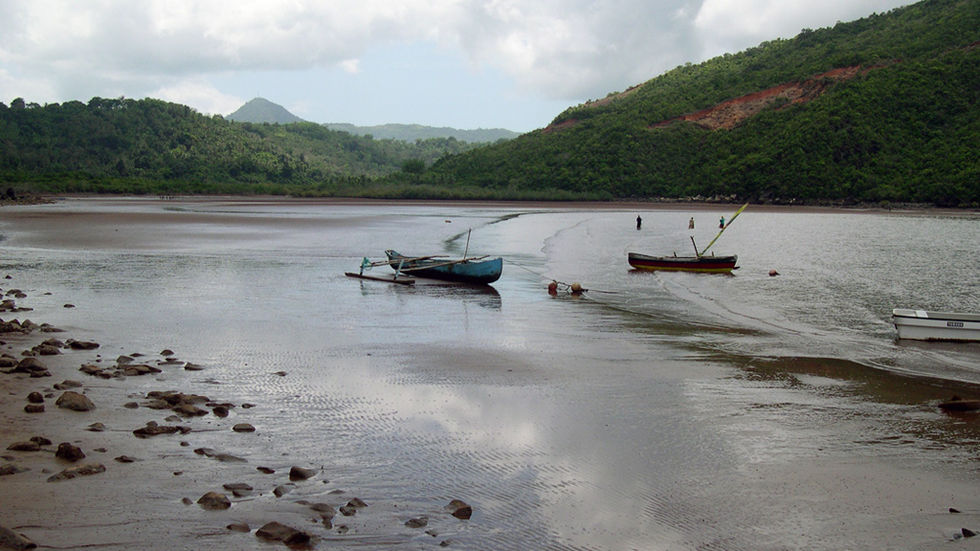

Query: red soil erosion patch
left=652, top=65, right=885, bottom=130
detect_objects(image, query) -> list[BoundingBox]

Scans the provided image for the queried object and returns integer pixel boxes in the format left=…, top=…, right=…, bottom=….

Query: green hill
left=387, top=0, right=980, bottom=207
left=227, top=97, right=305, bottom=124
left=0, top=97, right=484, bottom=195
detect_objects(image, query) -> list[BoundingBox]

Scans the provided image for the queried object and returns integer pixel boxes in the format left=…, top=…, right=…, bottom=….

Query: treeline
left=0, top=97, right=484, bottom=196
left=387, top=0, right=980, bottom=207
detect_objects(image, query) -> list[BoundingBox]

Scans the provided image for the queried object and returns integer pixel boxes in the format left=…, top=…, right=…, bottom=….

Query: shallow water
left=1, top=198, right=979, bottom=550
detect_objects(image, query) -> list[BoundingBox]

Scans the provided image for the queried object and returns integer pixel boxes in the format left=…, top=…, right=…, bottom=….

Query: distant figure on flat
left=688, top=217, right=695, bottom=229
left=719, top=216, right=725, bottom=229
left=636, top=215, right=642, bottom=230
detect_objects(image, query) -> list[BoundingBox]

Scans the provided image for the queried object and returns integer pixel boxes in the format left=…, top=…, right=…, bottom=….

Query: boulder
left=447, top=499, right=473, bottom=520
left=46, top=463, right=106, bottom=482
left=26, top=391, right=44, bottom=403
left=255, top=522, right=310, bottom=545
left=15, top=357, right=47, bottom=374
left=67, top=340, right=99, bottom=350
left=6, top=441, right=40, bottom=452
left=0, top=524, right=36, bottom=550
left=222, top=483, right=253, bottom=497
left=55, top=442, right=86, bottom=462
left=23, top=404, right=44, bottom=414
left=405, top=517, right=428, bottom=528
left=232, top=423, right=255, bottom=433
left=132, top=422, right=184, bottom=438
left=0, top=464, right=29, bottom=476
left=197, top=491, right=231, bottom=510
left=289, top=466, right=316, bottom=481
left=55, top=391, right=95, bottom=411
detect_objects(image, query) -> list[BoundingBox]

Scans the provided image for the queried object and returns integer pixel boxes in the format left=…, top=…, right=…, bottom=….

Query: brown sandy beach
left=2, top=196, right=979, bottom=550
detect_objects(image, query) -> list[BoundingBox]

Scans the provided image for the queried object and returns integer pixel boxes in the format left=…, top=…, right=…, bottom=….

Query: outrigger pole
left=699, top=203, right=749, bottom=257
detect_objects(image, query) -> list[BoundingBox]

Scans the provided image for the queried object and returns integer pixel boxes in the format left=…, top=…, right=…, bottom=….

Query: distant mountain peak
left=227, top=97, right=304, bottom=124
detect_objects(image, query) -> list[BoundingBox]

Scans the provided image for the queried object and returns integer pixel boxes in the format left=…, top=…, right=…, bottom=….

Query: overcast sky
left=1, top=0, right=911, bottom=132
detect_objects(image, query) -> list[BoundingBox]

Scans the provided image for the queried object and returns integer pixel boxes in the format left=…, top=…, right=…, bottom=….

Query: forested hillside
left=389, top=0, right=979, bottom=206
left=0, top=97, right=483, bottom=195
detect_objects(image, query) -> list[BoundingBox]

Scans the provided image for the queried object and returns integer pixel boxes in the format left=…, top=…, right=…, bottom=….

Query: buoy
left=547, top=280, right=558, bottom=295
left=570, top=282, right=583, bottom=294
left=768, top=269, right=780, bottom=277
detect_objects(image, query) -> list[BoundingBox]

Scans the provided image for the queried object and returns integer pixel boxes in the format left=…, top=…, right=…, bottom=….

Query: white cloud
left=340, top=59, right=361, bottom=74
left=151, top=79, right=243, bottom=116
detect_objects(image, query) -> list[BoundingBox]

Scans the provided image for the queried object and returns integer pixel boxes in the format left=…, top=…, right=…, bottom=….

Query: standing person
left=636, top=215, right=642, bottom=230
left=719, top=216, right=725, bottom=229
left=688, top=217, right=695, bottom=229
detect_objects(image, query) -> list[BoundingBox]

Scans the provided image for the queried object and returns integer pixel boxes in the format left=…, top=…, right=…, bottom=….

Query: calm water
left=1, top=198, right=979, bottom=550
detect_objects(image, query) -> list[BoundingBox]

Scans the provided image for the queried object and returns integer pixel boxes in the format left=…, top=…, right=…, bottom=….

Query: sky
left=0, top=0, right=913, bottom=133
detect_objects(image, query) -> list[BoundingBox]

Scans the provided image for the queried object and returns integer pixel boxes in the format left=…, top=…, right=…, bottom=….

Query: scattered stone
left=222, top=482, right=253, bottom=497
left=214, top=453, right=247, bottom=463
left=232, top=423, right=255, bottom=433
left=447, top=499, right=472, bottom=520
left=310, top=503, right=336, bottom=519
left=26, top=391, right=43, bottom=403
left=347, top=497, right=367, bottom=508
left=273, top=484, right=293, bottom=497
left=289, top=466, right=316, bottom=481
left=133, top=422, right=185, bottom=438
left=87, top=422, right=105, bottom=432
left=55, top=443, right=85, bottom=462
left=405, top=517, right=429, bottom=528
left=15, top=357, right=49, bottom=377
left=53, top=380, right=83, bottom=390
left=227, top=523, right=250, bottom=533
left=46, top=463, right=105, bottom=482
left=0, top=464, right=29, bottom=476
left=64, top=303, right=75, bottom=308
left=212, top=405, right=229, bottom=417
left=23, top=404, right=44, bottom=413
left=30, top=436, right=51, bottom=446
left=114, top=455, right=138, bottom=463
left=123, top=402, right=139, bottom=409
left=172, top=403, right=208, bottom=417
left=6, top=441, right=41, bottom=452
left=67, top=340, right=99, bottom=350
left=33, top=344, right=61, bottom=356
left=257, top=466, right=275, bottom=474
left=181, top=497, right=193, bottom=505
left=339, top=505, right=357, bottom=517
left=273, top=371, right=287, bottom=377
left=0, top=524, right=36, bottom=550
left=184, top=362, right=204, bottom=371
left=255, top=522, right=310, bottom=546
left=197, top=491, right=232, bottom=510
left=964, top=528, right=977, bottom=538
left=55, top=391, right=95, bottom=411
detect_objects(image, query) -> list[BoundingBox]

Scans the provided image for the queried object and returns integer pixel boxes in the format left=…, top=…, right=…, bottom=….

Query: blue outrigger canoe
left=385, top=249, right=502, bottom=285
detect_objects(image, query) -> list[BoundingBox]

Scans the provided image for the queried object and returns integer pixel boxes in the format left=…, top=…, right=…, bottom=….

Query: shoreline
left=12, top=193, right=979, bottom=216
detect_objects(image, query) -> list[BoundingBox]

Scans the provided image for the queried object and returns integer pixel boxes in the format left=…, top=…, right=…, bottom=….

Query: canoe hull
left=892, top=309, right=980, bottom=342
left=386, top=250, right=502, bottom=285
left=628, top=252, right=738, bottom=274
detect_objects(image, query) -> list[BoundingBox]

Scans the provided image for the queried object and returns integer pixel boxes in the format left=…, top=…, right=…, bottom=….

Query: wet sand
left=2, top=196, right=979, bottom=550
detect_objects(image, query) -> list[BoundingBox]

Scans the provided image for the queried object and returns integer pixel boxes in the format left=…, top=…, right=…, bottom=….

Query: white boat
left=892, top=309, right=980, bottom=342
